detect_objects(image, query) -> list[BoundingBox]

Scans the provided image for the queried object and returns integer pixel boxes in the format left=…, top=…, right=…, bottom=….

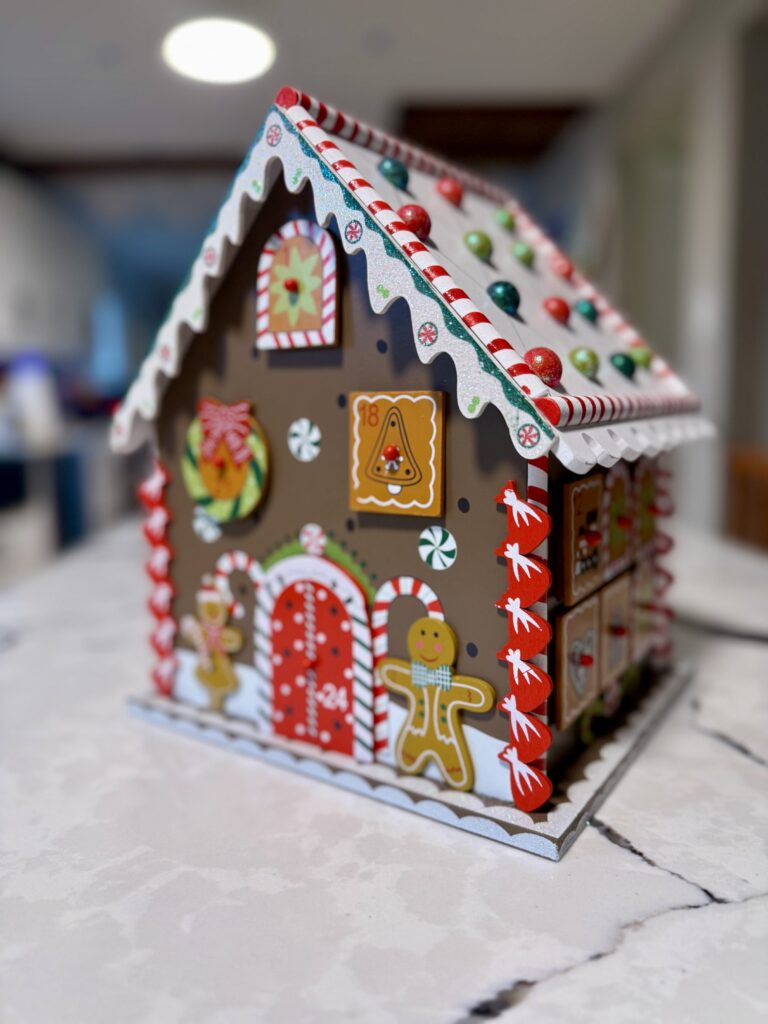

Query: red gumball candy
left=382, top=444, right=401, bottom=461
left=398, top=204, right=432, bottom=242
left=524, top=346, right=563, bottom=388
left=543, top=296, right=570, bottom=324
left=436, top=176, right=463, bottom=206
left=550, top=253, right=574, bottom=280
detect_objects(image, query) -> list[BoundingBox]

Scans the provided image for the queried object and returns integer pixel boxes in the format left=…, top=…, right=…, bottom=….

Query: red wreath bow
left=198, top=399, right=252, bottom=466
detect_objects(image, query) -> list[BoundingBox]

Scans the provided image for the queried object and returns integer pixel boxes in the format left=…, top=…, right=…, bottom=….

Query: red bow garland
left=138, top=459, right=178, bottom=696
left=198, top=399, right=253, bottom=466
left=495, top=479, right=554, bottom=812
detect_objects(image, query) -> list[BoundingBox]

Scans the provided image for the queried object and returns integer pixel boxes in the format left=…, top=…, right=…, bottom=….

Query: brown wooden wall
left=156, top=175, right=527, bottom=744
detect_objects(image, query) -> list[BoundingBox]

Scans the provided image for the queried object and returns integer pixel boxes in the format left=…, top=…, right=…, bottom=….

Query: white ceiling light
left=161, top=18, right=275, bottom=84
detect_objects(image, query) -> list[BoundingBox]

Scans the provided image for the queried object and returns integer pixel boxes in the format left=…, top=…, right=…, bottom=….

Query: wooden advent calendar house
left=112, top=88, right=711, bottom=859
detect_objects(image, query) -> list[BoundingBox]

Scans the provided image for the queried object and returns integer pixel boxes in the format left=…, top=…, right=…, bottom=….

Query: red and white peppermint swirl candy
left=299, top=522, right=327, bottom=556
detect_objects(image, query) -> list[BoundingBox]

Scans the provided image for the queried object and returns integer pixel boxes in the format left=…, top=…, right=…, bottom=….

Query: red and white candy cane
left=371, top=576, right=445, bottom=753
left=214, top=550, right=265, bottom=619
left=214, top=550, right=272, bottom=731
left=138, top=458, right=177, bottom=697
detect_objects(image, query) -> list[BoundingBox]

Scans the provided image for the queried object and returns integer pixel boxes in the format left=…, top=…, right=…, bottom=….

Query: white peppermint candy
left=193, top=506, right=222, bottom=544
left=287, top=418, right=322, bottom=462
left=299, top=522, right=327, bottom=556
left=418, top=525, right=457, bottom=570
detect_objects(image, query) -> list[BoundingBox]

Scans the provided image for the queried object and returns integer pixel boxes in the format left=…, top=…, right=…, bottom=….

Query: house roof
left=111, top=86, right=711, bottom=473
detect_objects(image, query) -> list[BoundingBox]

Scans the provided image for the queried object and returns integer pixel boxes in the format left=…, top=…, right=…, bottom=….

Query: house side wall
left=155, top=177, right=526, bottom=746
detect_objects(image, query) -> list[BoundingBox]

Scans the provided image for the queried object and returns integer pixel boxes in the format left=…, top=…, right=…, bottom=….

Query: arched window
left=256, top=219, right=338, bottom=349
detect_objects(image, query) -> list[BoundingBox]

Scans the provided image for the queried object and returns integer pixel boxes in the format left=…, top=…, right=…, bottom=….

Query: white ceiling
left=0, top=0, right=692, bottom=157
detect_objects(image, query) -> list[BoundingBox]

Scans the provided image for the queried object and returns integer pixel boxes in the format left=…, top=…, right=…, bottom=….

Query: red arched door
left=270, top=579, right=356, bottom=755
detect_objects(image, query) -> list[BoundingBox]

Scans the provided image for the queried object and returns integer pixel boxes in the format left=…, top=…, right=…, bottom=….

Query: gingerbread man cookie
left=378, top=617, right=495, bottom=790
left=181, top=576, right=243, bottom=712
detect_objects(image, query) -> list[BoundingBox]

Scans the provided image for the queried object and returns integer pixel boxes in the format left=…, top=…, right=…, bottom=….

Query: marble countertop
left=670, top=522, right=768, bottom=639
left=1, top=521, right=766, bottom=1023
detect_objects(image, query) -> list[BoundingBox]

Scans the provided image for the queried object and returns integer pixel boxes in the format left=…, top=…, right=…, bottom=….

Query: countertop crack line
left=590, top=818, right=727, bottom=904
left=693, top=724, right=767, bottom=769
left=456, top=891, right=768, bottom=1021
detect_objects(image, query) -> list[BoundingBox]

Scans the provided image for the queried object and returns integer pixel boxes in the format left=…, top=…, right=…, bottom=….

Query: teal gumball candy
left=610, top=352, right=636, bottom=379
left=378, top=156, right=409, bottom=189
left=574, top=298, right=598, bottom=324
left=487, top=280, right=521, bottom=315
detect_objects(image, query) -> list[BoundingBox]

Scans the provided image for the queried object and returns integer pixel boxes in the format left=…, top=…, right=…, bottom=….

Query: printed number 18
left=360, top=403, right=379, bottom=427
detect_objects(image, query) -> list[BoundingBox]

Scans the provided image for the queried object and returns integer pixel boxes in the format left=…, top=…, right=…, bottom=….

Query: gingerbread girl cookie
left=378, top=617, right=495, bottom=790
left=181, top=576, right=243, bottom=712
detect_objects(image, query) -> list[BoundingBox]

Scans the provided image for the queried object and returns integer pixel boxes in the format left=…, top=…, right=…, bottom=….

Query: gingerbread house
left=113, top=87, right=711, bottom=858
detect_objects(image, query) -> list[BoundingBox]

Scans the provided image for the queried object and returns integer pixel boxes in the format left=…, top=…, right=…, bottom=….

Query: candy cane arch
left=371, top=576, right=445, bottom=754
left=214, top=550, right=270, bottom=730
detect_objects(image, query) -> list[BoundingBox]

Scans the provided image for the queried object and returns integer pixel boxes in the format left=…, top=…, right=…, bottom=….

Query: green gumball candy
left=513, top=240, right=535, bottom=267
left=464, top=230, right=493, bottom=261
left=569, top=346, right=600, bottom=378
left=495, top=208, right=516, bottom=231
left=630, top=345, right=653, bottom=369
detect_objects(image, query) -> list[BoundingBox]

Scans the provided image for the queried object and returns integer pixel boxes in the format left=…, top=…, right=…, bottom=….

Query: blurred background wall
left=0, top=0, right=765, bottom=585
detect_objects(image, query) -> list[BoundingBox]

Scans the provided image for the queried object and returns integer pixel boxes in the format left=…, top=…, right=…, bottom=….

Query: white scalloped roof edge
left=110, top=103, right=712, bottom=473
left=129, top=662, right=690, bottom=860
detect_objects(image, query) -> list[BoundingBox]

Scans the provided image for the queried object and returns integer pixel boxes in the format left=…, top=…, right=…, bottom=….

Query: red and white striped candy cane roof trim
left=276, top=86, right=701, bottom=431
left=256, top=218, right=337, bottom=350
left=276, top=88, right=549, bottom=405
left=275, top=87, right=505, bottom=204
left=534, top=390, right=701, bottom=429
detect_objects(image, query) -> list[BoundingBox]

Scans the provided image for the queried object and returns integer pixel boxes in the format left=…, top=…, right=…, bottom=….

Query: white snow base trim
left=131, top=662, right=693, bottom=860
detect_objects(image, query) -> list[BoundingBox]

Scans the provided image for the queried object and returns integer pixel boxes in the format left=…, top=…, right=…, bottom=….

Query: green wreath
left=181, top=417, right=269, bottom=523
